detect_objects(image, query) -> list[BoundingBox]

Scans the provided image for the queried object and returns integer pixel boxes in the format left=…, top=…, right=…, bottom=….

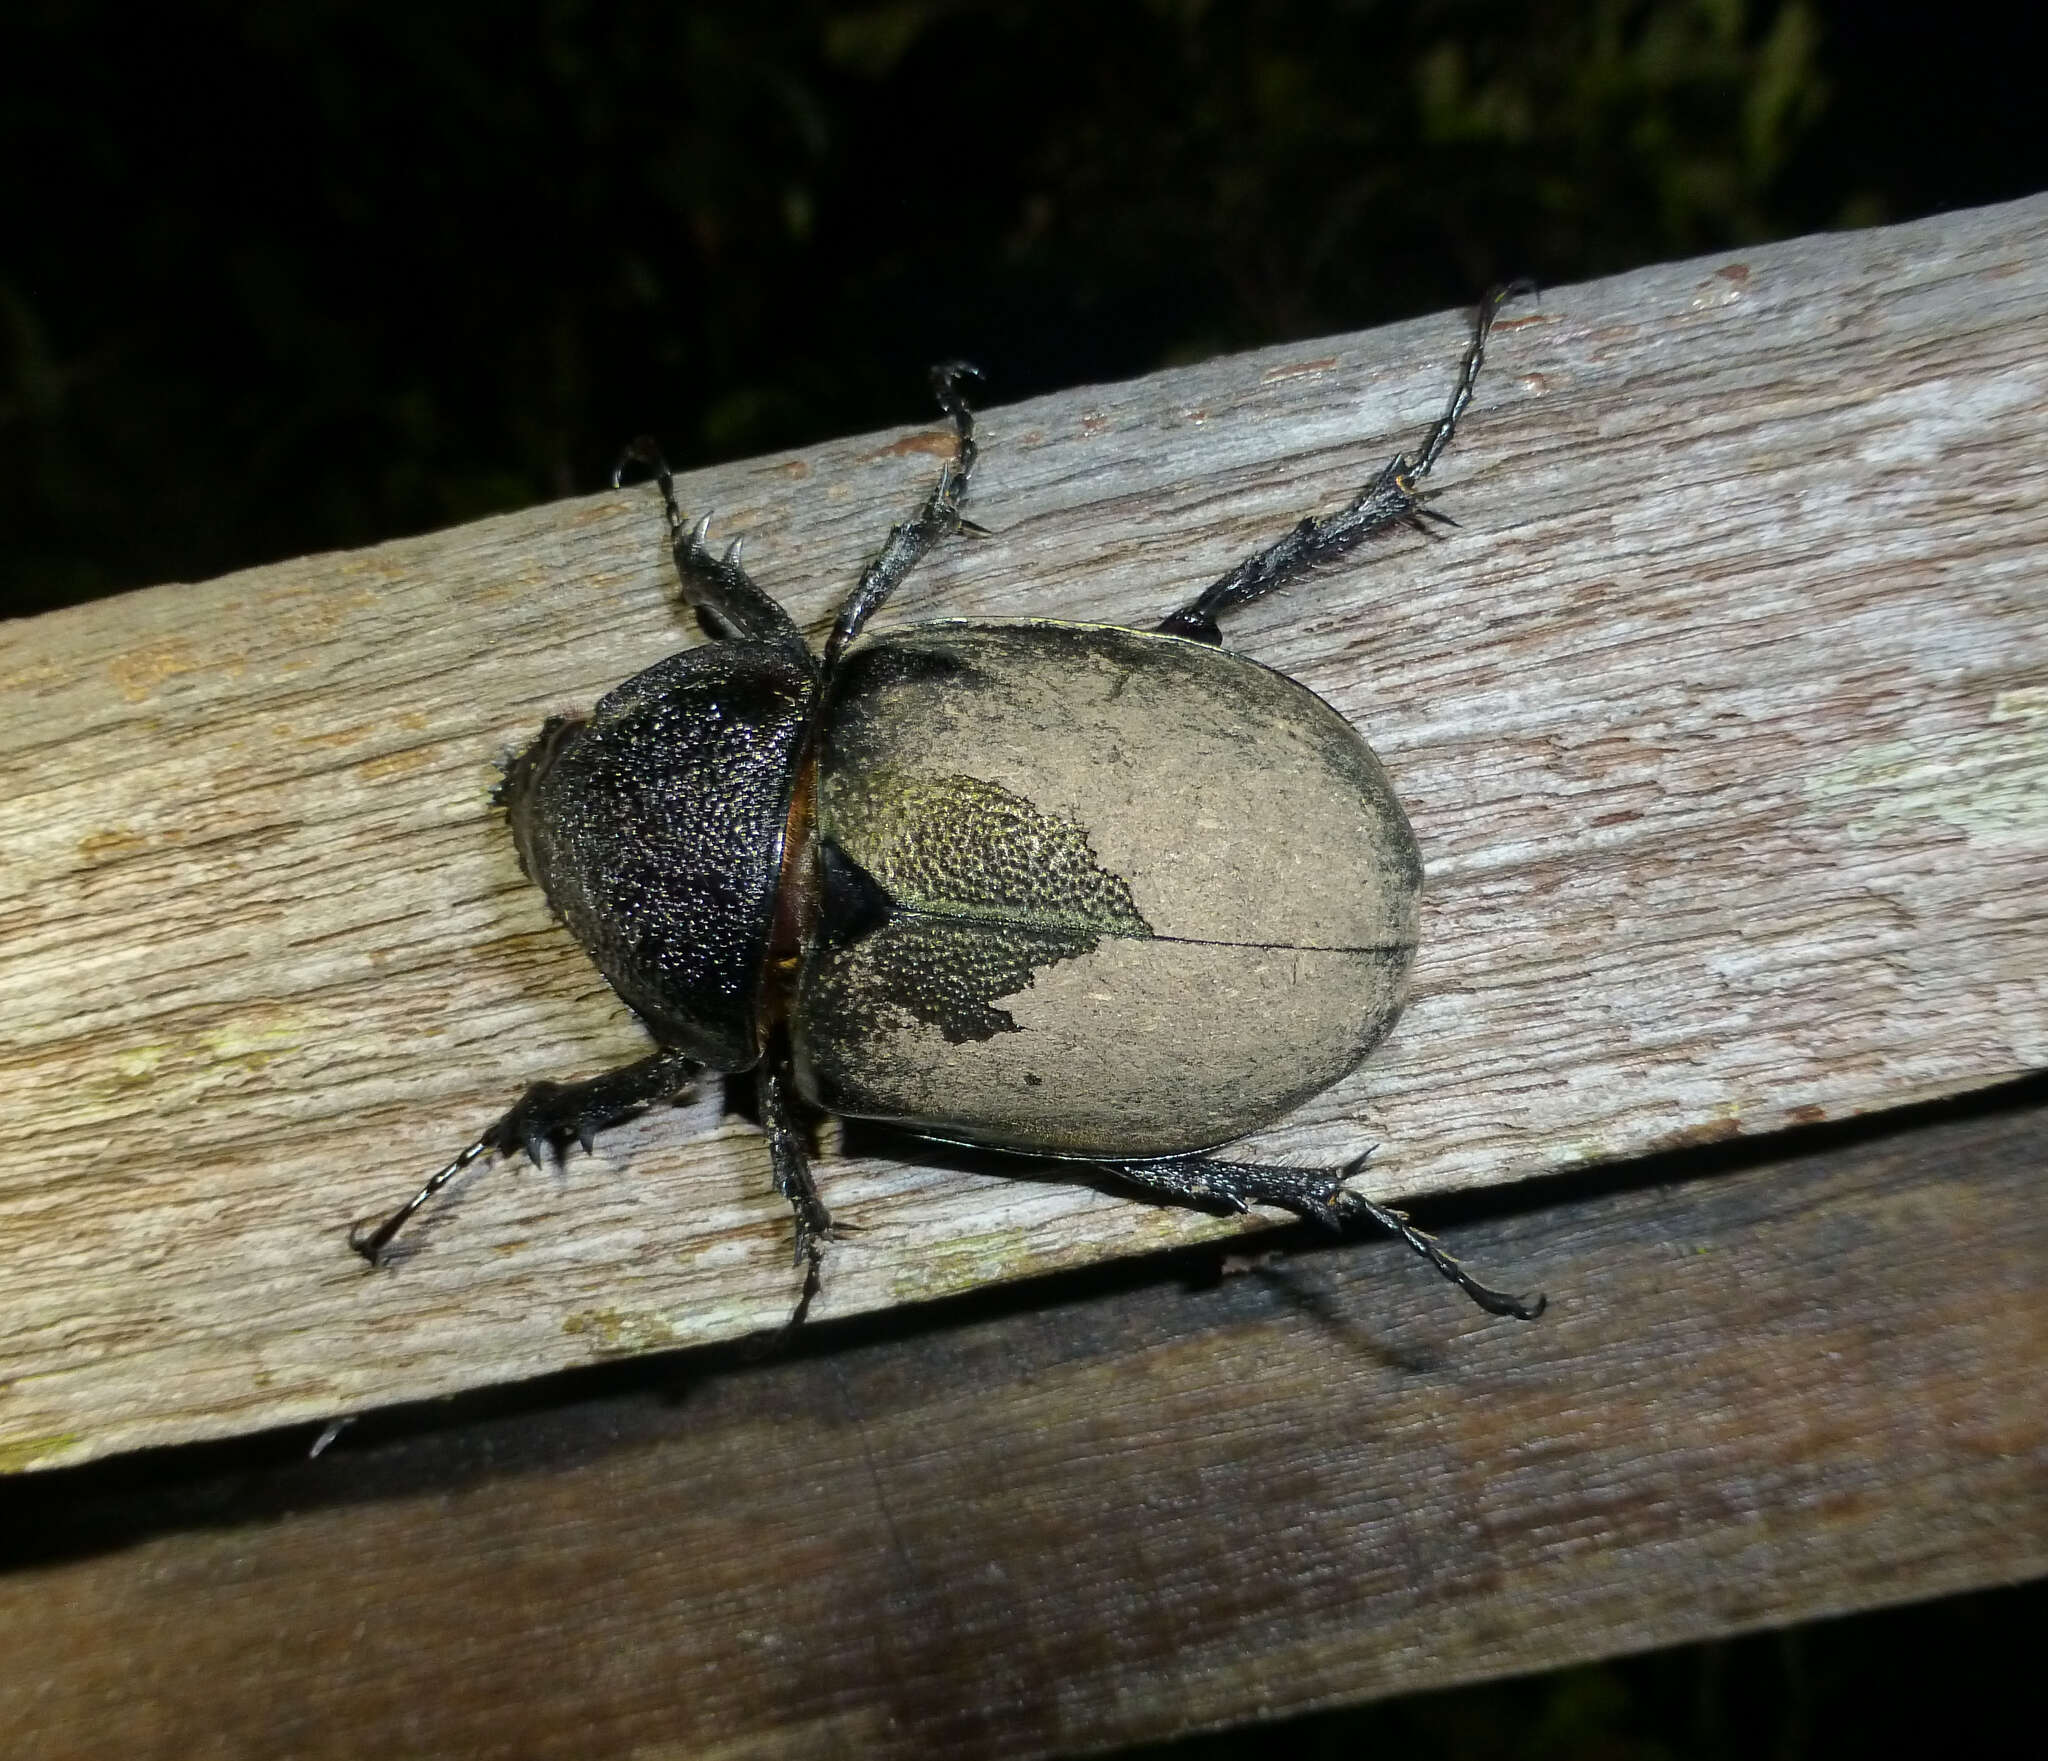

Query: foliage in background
left=7, top=0, right=2038, bottom=617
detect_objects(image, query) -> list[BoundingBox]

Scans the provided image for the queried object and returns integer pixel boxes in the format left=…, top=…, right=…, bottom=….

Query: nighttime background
left=4, top=0, right=2044, bottom=622
left=4, top=1, right=2044, bottom=1755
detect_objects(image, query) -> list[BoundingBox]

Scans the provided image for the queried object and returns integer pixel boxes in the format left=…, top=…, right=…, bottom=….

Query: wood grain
left=3, top=1091, right=2043, bottom=1759
left=3, top=197, right=2045, bottom=1468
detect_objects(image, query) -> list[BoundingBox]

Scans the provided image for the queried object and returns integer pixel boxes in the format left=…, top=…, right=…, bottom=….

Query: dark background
left=4, top=0, right=2042, bottom=622
left=5, top=2, right=2043, bottom=1754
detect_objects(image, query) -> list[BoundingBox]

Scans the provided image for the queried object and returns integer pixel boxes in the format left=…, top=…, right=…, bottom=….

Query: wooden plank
left=3, top=1093, right=2043, bottom=1759
left=2, top=196, right=2045, bottom=1469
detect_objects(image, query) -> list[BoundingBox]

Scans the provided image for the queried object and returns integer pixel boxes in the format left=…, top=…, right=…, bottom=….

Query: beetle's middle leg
left=1154, top=281, right=1531, bottom=646
left=1098, top=1152, right=1544, bottom=1320
left=757, top=1047, right=834, bottom=1279
left=822, top=362, right=985, bottom=670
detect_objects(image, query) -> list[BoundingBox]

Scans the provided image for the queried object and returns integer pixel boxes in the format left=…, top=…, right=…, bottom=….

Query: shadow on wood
left=2, top=1080, right=2043, bottom=1757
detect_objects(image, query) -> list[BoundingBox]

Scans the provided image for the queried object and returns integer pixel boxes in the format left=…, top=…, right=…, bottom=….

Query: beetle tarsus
left=1099, top=1151, right=1544, bottom=1322
left=930, top=359, right=984, bottom=423
left=350, top=1134, right=494, bottom=1266
left=349, top=1049, right=703, bottom=1265
left=610, top=434, right=672, bottom=498
left=1330, top=1185, right=1547, bottom=1322
left=1153, top=282, right=1529, bottom=641
left=822, top=361, right=985, bottom=668
left=1410, top=277, right=1535, bottom=479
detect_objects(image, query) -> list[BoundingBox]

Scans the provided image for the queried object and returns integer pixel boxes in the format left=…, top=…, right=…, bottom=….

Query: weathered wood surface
left=3, top=197, right=2045, bottom=1469
left=3, top=1092, right=2043, bottom=1760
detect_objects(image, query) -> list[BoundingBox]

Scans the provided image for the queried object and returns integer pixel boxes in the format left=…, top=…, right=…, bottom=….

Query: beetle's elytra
left=353, top=287, right=1544, bottom=1321
left=798, top=622, right=1420, bottom=1156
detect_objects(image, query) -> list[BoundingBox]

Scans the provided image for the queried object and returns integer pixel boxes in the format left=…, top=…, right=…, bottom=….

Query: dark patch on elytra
left=824, top=771, right=1152, bottom=937
left=813, top=769, right=1153, bottom=1044
left=829, top=913, right=1105, bottom=1043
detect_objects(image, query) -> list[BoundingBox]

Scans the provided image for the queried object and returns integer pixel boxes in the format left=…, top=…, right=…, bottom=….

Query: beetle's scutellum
left=354, top=288, right=1544, bottom=1321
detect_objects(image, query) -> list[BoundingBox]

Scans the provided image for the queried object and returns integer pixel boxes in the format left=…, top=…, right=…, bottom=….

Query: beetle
left=351, top=286, right=1543, bottom=1321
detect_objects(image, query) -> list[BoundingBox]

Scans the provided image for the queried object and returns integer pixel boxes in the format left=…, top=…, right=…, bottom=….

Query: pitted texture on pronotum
left=500, top=642, right=814, bottom=1069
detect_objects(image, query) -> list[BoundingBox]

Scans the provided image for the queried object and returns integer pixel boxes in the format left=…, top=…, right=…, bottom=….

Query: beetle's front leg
left=1097, top=1151, right=1544, bottom=1320
left=349, top=1047, right=704, bottom=1264
left=613, top=437, right=810, bottom=657
left=1154, top=281, right=1531, bottom=645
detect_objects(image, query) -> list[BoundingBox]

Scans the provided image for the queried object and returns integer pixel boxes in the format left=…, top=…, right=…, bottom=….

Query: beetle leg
left=823, top=362, right=986, bottom=672
left=613, top=437, right=813, bottom=661
left=757, top=1051, right=834, bottom=1282
left=1097, top=1152, right=1545, bottom=1321
left=348, top=1048, right=704, bottom=1265
left=1154, top=281, right=1533, bottom=645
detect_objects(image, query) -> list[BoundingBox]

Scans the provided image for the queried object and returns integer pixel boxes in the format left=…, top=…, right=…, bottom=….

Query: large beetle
left=353, top=288, right=1542, bottom=1320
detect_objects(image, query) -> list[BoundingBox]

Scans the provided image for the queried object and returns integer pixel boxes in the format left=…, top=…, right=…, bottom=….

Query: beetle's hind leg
left=1154, top=281, right=1532, bottom=646
left=822, top=362, right=986, bottom=671
left=1098, top=1151, right=1545, bottom=1321
left=349, top=1048, right=704, bottom=1264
